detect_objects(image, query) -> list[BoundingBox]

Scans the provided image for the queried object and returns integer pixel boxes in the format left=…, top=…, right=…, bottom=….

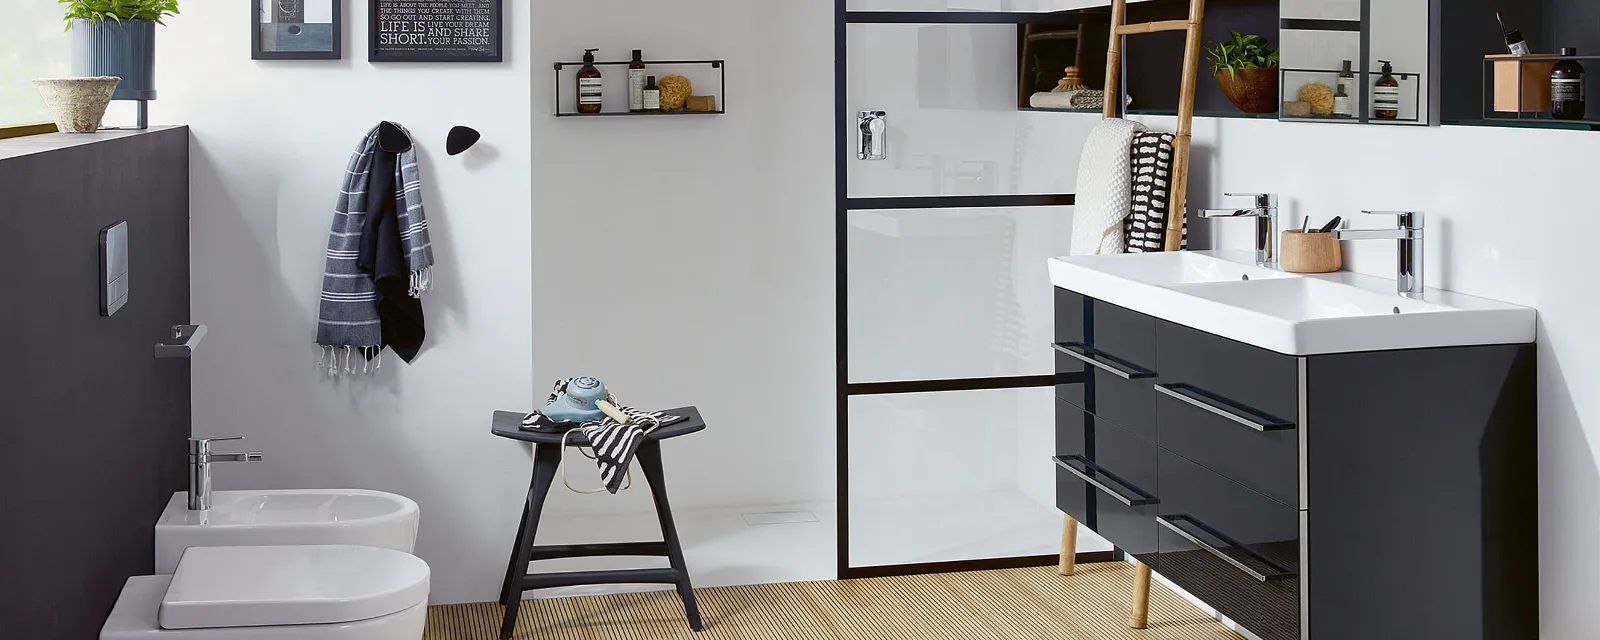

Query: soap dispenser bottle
left=1374, top=60, right=1401, bottom=120
left=577, top=48, right=603, bottom=114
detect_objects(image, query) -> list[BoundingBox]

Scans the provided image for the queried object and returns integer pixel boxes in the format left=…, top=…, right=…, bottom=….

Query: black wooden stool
left=490, top=407, right=706, bottom=639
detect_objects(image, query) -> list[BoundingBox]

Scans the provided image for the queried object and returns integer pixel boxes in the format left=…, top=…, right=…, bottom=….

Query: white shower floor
left=849, top=488, right=1110, bottom=568
left=521, top=501, right=838, bottom=599
left=514, top=488, right=1108, bottom=601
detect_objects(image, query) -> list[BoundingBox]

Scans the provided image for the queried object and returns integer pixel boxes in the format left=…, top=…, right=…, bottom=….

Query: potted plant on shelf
left=1208, top=30, right=1279, bottom=114
left=37, top=0, right=180, bottom=130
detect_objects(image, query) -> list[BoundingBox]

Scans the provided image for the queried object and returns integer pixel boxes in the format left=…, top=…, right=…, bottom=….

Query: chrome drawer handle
left=1157, top=514, right=1296, bottom=583
left=1053, top=455, right=1159, bottom=507
left=1052, top=342, right=1157, bottom=380
left=1155, top=383, right=1294, bottom=432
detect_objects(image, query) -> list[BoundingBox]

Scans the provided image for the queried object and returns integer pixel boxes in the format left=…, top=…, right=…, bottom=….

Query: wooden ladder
left=1058, top=0, right=1207, bottom=630
left=1103, top=0, right=1207, bottom=253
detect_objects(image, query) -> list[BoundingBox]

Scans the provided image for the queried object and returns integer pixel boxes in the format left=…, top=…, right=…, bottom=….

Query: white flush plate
left=100, top=221, right=129, bottom=316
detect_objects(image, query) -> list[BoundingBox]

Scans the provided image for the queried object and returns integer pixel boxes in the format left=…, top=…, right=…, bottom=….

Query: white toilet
left=101, top=545, right=430, bottom=639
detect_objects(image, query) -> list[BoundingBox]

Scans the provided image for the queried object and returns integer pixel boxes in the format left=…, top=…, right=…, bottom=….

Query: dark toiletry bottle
left=1333, top=83, right=1353, bottom=118
left=1497, top=12, right=1531, bottom=55
left=1336, top=59, right=1356, bottom=114
left=628, top=50, right=647, bottom=112
left=1374, top=60, right=1400, bottom=120
left=643, top=75, right=661, bottom=112
left=1552, top=48, right=1587, bottom=120
left=577, top=48, right=602, bottom=114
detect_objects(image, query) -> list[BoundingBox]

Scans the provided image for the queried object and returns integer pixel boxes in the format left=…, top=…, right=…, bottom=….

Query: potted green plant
left=1208, top=30, right=1280, bottom=114
left=62, top=0, right=179, bottom=107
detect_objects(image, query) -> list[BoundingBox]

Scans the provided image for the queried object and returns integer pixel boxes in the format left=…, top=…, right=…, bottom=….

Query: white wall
left=158, top=2, right=535, bottom=605
left=526, top=0, right=835, bottom=520
left=1140, top=113, right=1596, bottom=640
left=158, top=0, right=835, bottom=606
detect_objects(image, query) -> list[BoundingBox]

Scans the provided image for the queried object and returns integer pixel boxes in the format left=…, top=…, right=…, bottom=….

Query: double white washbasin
left=1048, top=251, right=1535, bottom=355
left=155, top=489, right=420, bottom=574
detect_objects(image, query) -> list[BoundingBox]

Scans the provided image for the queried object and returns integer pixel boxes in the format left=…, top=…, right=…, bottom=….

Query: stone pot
left=71, top=18, right=157, bottom=102
left=32, top=77, right=122, bottom=133
left=1215, top=67, right=1279, bottom=114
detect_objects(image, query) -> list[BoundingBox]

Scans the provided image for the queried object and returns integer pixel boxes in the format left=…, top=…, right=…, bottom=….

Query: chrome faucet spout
left=1195, top=193, right=1280, bottom=268
left=1198, top=208, right=1260, bottom=218
left=1332, top=210, right=1426, bottom=298
left=188, top=437, right=264, bottom=510
left=1330, top=229, right=1413, bottom=241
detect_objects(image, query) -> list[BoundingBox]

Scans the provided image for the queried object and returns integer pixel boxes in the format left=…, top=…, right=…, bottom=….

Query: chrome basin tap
left=188, top=436, right=263, bottom=510
left=1199, top=193, right=1280, bottom=268
left=1333, top=211, right=1426, bottom=298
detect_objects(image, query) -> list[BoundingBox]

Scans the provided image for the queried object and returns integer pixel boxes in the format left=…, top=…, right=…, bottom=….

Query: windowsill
left=0, top=123, right=57, bottom=140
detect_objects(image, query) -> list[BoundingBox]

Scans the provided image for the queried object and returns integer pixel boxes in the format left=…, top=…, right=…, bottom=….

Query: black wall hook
left=447, top=126, right=481, bottom=156
left=377, top=121, right=412, bottom=153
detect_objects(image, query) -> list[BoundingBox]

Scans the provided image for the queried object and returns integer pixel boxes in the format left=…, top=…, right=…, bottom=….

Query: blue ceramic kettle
left=541, top=377, right=611, bottom=424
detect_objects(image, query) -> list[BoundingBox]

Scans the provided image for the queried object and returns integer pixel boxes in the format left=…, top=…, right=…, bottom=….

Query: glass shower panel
left=847, top=206, right=1071, bottom=384
left=847, top=386, right=1100, bottom=567
left=846, top=23, right=1099, bottom=199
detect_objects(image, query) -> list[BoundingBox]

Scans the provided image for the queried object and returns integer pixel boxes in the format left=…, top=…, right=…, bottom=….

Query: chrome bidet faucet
left=188, top=436, right=263, bottom=510
left=1199, top=193, right=1281, bottom=269
left=1332, top=211, right=1426, bottom=298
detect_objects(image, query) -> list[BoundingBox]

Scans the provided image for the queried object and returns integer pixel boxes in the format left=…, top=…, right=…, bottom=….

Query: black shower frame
left=834, top=7, right=1117, bottom=580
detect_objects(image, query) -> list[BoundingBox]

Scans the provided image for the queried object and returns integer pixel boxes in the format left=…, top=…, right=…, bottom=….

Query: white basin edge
left=1048, top=251, right=1536, bottom=356
left=153, top=489, right=421, bottom=575
left=156, top=489, right=419, bottom=529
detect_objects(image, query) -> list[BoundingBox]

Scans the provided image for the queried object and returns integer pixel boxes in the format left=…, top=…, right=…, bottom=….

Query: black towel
left=1125, top=132, right=1187, bottom=253
left=356, top=139, right=426, bottom=363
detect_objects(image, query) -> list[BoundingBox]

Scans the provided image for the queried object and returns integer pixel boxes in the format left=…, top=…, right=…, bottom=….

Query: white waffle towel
left=1070, top=118, right=1147, bottom=256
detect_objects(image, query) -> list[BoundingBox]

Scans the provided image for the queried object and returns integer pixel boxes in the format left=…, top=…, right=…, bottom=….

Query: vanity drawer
left=1155, top=448, right=1300, bottom=640
left=1055, top=402, right=1159, bottom=564
left=1155, top=386, right=1299, bottom=508
left=1154, top=320, right=1298, bottom=428
left=1055, top=289, right=1159, bottom=441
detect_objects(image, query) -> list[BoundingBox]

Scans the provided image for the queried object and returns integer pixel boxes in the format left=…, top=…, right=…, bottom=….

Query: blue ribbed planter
left=71, top=19, right=157, bottom=101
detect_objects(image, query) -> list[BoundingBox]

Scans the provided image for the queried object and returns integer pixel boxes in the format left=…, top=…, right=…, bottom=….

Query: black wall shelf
left=1477, top=53, right=1598, bottom=129
left=1018, top=106, right=1279, bottom=121
left=1012, top=0, right=1280, bottom=120
left=552, top=58, right=725, bottom=117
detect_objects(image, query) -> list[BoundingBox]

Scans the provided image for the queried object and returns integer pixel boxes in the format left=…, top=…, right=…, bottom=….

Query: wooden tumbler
left=1280, top=230, right=1342, bottom=274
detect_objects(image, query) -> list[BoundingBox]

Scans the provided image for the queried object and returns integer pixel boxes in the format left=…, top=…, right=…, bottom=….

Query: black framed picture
left=369, top=0, right=503, bottom=63
left=252, top=0, right=342, bottom=60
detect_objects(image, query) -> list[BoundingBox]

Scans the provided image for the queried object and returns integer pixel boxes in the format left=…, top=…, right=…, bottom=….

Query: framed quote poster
left=369, top=0, right=503, bottom=63
left=253, top=0, right=342, bottom=60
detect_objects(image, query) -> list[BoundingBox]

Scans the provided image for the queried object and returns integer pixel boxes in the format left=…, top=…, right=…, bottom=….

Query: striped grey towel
left=520, top=378, right=686, bottom=494
left=314, top=122, right=434, bottom=375
left=1124, top=132, right=1186, bottom=253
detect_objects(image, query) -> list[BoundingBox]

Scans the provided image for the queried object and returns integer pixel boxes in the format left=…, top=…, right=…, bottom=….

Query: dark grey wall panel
left=0, top=127, right=191, bottom=640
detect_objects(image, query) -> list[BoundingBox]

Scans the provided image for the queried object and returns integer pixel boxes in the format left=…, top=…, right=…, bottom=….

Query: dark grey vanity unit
left=1052, top=288, right=1538, bottom=640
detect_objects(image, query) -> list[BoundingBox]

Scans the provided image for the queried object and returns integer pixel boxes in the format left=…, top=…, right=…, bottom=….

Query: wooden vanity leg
left=1128, top=561, right=1152, bottom=629
left=1059, top=514, right=1078, bottom=576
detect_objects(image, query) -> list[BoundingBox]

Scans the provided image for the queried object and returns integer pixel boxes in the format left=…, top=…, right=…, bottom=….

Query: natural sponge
left=1298, top=82, right=1335, bottom=116
left=658, top=75, right=693, bottom=111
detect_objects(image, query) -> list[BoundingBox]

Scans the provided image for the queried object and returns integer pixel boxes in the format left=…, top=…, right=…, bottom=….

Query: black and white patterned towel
left=520, top=379, right=685, bottom=494
left=1124, top=132, right=1187, bottom=253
